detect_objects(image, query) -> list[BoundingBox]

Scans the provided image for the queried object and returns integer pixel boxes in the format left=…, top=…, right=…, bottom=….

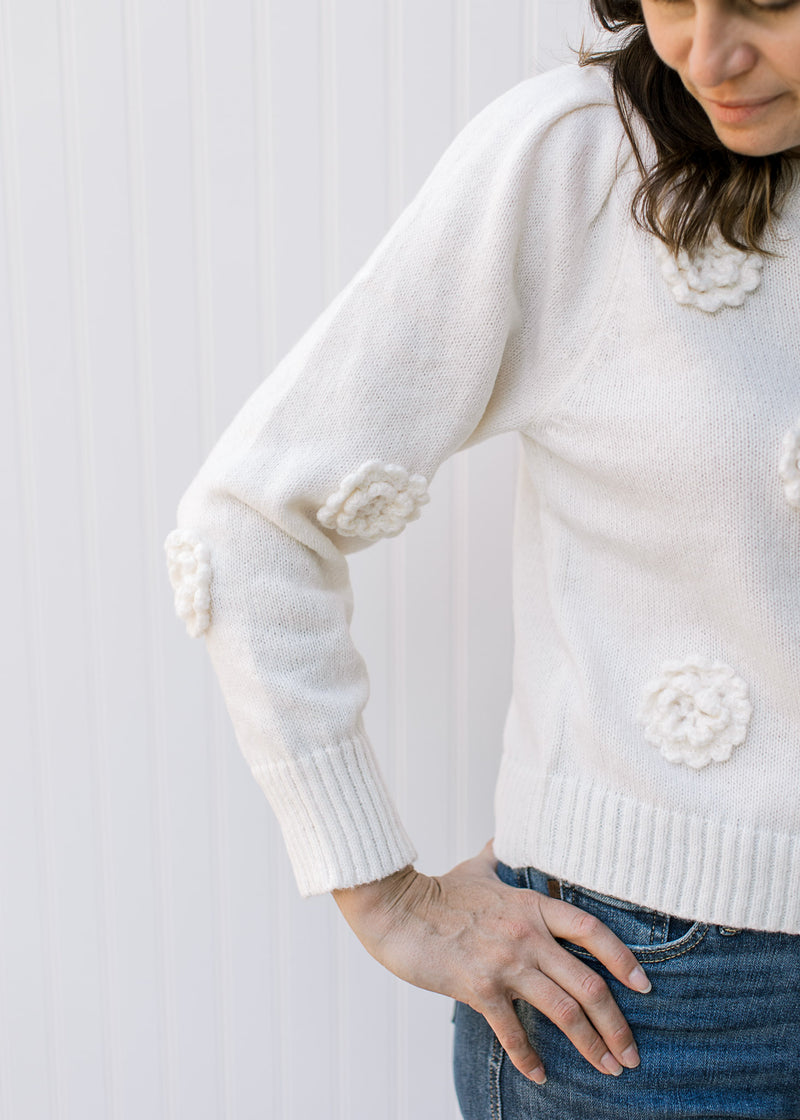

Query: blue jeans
left=452, top=860, right=800, bottom=1119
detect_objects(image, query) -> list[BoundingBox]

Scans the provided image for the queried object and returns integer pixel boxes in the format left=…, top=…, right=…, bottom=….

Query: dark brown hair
left=576, top=0, right=800, bottom=256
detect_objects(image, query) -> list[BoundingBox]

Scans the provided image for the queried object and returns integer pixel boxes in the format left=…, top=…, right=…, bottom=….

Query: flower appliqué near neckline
left=164, top=528, right=212, bottom=637
left=654, top=235, right=763, bottom=313
left=779, top=419, right=800, bottom=508
left=317, top=460, right=430, bottom=541
left=636, top=656, right=752, bottom=769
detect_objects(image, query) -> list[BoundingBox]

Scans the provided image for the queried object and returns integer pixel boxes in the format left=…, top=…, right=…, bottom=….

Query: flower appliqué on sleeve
left=778, top=419, right=800, bottom=508
left=164, top=528, right=212, bottom=637
left=654, top=236, right=763, bottom=313
left=316, top=460, right=430, bottom=541
left=636, top=656, right=752, bottom=770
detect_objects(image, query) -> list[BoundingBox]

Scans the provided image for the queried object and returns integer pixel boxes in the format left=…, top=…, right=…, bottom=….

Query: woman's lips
left=703, top=94, right=782, bottom=124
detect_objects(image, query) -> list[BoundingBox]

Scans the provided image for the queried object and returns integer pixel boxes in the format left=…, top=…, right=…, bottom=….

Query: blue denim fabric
left=452, top=860, right=800, bottom=1119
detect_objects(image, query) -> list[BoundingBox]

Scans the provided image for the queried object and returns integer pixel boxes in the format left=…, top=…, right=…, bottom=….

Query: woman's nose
left=686, top=10, right=758, bottom=91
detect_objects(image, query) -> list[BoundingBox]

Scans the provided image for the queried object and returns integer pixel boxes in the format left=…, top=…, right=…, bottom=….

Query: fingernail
left=601, top=1051, right=624, bottom=1076
left=529, top=1066, right=547, bottom=1085
left=621, top=1043, right=640, bottom=1068
left=629, top=965, right=652, bottom=993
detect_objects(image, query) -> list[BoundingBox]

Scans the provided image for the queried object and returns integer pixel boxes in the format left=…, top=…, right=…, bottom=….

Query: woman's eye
left=740, top=0, right=796, bottom=10
left=651, top=0, right=799, bottom=9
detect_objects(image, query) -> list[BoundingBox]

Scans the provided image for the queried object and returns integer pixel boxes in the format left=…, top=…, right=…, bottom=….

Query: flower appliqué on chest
left=317, top=460, right=430, bottom=541
left=778, top=420, right=800, bottom=508
left=636, top=656, right=752, bottom=769
left=164, top=528, right=212, bottom=637
left=654, top=236, right=763, bottom=313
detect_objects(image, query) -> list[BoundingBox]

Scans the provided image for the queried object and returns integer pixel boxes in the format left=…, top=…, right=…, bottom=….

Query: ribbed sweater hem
left=492, top=753, right=800, bottom=935
left=251, top=735, right=418, bottom=897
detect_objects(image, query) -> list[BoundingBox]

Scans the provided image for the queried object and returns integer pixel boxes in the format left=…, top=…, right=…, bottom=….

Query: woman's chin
left=703, top=109, right=800, bottom=158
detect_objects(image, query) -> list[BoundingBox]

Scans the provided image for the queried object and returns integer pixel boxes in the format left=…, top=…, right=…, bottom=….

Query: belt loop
left=546, top=877, right=562, bottom=899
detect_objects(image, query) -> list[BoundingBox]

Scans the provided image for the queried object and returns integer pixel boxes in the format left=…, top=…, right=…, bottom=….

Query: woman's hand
left=331, top=839, right=650, bottom=1084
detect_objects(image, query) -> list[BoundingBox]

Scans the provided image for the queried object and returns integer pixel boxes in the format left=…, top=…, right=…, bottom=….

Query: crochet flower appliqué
left=779, top=420, right=800, bottom=508
left=164, top=528, right=212, bottom=637
left=316, top=460, right=430, bottom=541
left=654, top=236, right=763, bottom=313
left=636, top=656, right=752, bottom=769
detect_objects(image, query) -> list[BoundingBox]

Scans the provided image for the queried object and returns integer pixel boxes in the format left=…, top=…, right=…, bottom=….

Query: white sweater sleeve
left=164, top=65, right=613, bottom=896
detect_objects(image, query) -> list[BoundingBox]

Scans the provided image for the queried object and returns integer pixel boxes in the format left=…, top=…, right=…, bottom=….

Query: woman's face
left=640, top=0, right=800, bottom=155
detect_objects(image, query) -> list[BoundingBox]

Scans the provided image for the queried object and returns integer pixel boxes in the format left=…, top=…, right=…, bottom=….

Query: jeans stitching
left=489, top=1031, right=504, bottom=1120
left=515, top=867, right=715, bottom=955
left=553, top=878, right=708, bottom=958
left=563, top=880, right=660, bottom=915
left=564, top=921, right=711, bottom=964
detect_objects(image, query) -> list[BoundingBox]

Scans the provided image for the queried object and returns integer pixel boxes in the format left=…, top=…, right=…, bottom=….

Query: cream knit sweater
left=165, top=61, right=800, bottom=934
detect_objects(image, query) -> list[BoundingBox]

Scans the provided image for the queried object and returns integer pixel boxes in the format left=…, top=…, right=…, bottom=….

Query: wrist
left=331, top=863, right=422, bottom=927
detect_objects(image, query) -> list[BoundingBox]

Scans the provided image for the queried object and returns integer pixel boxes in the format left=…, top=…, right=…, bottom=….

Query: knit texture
left=166, top=62, right=800, bottom=932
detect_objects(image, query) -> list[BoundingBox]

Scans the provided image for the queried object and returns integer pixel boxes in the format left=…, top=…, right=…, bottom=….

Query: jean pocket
left=556, top=880, right=709, bottom=965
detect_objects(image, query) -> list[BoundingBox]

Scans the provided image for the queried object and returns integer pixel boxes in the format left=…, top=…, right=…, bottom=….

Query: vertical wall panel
left=0, top=0, right=50, bottom=1112
left=8, top=1, right=102, bottom=1118
left=0, top=2, right=595, bottom=1117
left=536, top=0, right=599, bottom=71
left=270, top=2, right=326, bottom=353
left=73, top=7, right=161, bottom=1117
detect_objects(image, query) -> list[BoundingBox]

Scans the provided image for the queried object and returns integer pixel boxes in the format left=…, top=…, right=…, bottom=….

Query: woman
left=165, top=1, right=800, bottom=1116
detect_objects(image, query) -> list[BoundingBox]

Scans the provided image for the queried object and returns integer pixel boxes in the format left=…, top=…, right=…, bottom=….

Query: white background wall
left=2, top=2, right=602, bottom=1117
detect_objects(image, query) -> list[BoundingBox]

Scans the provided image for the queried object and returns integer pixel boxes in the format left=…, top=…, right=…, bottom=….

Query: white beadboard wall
left=0, top=1, right=601, bottom=1118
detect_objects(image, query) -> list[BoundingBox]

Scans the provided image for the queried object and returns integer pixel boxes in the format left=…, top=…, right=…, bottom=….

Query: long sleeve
left=164, top=64, right=617, bottom=896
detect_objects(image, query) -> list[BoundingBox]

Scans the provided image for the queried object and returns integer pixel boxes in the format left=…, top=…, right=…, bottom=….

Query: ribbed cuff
left=250, top=734, right=418, bottom=897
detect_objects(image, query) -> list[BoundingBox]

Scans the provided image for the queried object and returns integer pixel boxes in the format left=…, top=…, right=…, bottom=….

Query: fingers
left=542, top=896, right=653, bottom=995
left=522, top=894, right=648, bottom=1073
left=476, top=892, right=648, bottom=1079
left=481, top=998, right=548, bottom=1084
left=474, top=948, right=640, bottom=1083
left=525, top=959, right=641, bottom=1075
